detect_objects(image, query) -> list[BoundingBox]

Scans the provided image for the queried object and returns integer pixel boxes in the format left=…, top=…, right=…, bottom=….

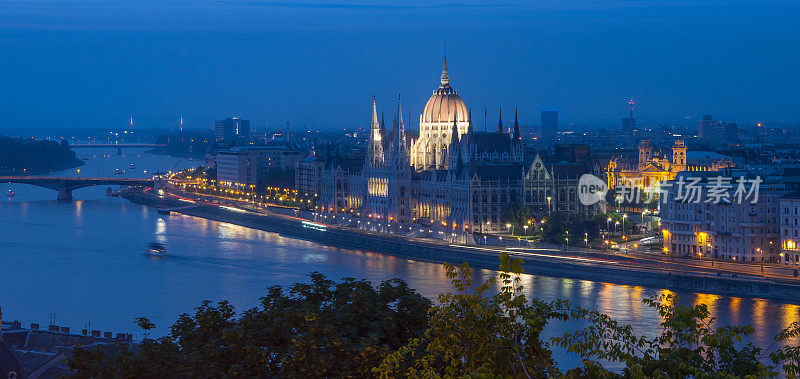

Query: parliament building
left=316, top=57, right=603, bottom=239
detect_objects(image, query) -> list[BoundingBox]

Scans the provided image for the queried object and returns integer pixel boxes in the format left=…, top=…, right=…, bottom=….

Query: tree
left=501, top=200, right=534, bottom=233
left=374, top=253, right=571, bottom=377
left=67, top=273, right=431, bottom=378
left=553, top=293, right=776, bottom=378
left=133, top=317, right=155, bottom=339
left=67, top=259, right=800, bottom=377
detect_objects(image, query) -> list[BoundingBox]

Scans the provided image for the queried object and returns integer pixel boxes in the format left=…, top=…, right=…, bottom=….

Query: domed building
left=316, top=55, right=558, bottom=239
left=411, top=55, right=470, bottom=170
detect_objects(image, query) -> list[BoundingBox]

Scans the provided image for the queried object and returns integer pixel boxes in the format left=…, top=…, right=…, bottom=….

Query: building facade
left=215, top=145, right=302, bottom=189
left=523, top=146, right=605, bottom=218
left=779, top=193, right=800, bottom=265
left=215, top=117, right=251, bottom=144
left=660, top=170, right=784, bottom=263
left=314, top=58, right=600, bottom=238
left=606, top=139, right=734, bottom=194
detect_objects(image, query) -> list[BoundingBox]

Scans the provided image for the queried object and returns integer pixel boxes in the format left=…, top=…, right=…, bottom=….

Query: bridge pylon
left=57, top=185, right=73, bottom=201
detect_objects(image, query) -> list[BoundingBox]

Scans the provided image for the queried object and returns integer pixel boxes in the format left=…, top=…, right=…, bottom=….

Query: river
left=1, top=148, right=798, bottom=370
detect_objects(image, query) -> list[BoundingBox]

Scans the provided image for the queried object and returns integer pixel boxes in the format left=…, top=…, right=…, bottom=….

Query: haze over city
left=2, top=0, right=799, bottom=131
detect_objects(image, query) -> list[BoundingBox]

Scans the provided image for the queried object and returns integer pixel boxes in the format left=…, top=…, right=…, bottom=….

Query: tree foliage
left=0, top=136, right=80, bottom=174
left=68, top=273, right=431, bottom=378
left=375, top=253, right=570, bottom=377
left=554, top=293, right=777, bottom=378
left=68, top=258, right=800, bottom=378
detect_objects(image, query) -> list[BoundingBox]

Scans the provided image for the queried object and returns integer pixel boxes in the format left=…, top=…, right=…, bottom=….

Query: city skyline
left=1, top=0, right=799, bottom=130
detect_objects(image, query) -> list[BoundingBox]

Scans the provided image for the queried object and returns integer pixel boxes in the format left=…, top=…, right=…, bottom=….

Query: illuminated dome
left=421, top=55, right=468, bottom=124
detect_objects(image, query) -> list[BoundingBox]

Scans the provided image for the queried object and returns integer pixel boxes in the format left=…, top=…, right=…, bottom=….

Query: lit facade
left=779, top=194, right=800, bottom=264
left=315, top=58, right=599, bottom=238
left=660, top=171, right=783, bottom=262
left=606, top=139, right=733, bottom=194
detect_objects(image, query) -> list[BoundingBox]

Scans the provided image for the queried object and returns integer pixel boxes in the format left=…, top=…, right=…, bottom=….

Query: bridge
left=70, top=144, right=166, bottom=155
left=0, top=176, right=155, bottom=201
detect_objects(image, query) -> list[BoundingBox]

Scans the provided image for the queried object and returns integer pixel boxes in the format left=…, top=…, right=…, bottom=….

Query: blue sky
left=1, top=0, right=799, bottom=131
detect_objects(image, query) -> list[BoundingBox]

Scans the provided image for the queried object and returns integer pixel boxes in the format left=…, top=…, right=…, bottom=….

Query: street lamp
left=585, top=232, right=588, bottom=247
left=547, top=196, right=552, bottom=214
left=523, top=225, right=528, bottom=236
left=506, top=223, right=513, bottom=236
left=622, top=213, right=628, bottom=242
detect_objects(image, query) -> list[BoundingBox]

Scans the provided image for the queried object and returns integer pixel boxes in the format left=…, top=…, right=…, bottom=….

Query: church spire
left=498, top=107, right=503, bottom=133
left=467, top=106, right=474, bottom=135
left=440, top=46, right=450, bottom=86
left=368, top=98, right=385, bottom=168
left=371, top=95, right=378, bottom=129
left=450, top=107, right=460, bottom=146
left=379, top=108, right=387, bottom=147
left=513, top=108, right=520, bottom=141
left=393, top=94, right=406, bottom=145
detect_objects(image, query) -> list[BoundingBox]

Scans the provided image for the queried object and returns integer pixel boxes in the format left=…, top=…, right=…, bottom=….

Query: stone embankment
left=124, top=192, right=800, bottom=302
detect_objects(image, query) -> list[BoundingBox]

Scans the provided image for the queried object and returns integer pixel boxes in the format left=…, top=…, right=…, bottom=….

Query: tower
left=448, top=108, right=461, bottom=170
left=622, top=99, right=636, bottom=134
left=638, top=139, right=653, bottom=166
left=671, top=139, right=687, bottom=172
left=540, top=110, right=558, bottom=139
left=512, top=109, right=523, bottom=161
left=629, top=99, right=635, bottom=118
left=498, top=107, right=503, bottom=133
left=367, top=97, right=385, bottom=168
left=412, top=51, right=468, bottom=170
left=388, top=96, right=412, bottom=226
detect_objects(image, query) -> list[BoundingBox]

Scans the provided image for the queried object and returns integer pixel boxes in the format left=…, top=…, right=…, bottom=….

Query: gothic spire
left=467, top=107, right=473, bottom=133
left=393, top=94, right=407, bottom=147
left=371, top=95, right=378, bottom=129
left=450, top=107, right=460, bottom=146
left=498, top=107, right=503, bottom=133
left=456, top=141, right=464, bottom=172
left=440, top=47, right=450, bottom=86
left=379, top=108, right=387, bottom=148
left=513, top=108, right=520, bottom=141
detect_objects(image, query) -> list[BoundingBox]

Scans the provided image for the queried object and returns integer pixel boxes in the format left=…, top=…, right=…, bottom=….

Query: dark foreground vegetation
left=68, top=254, right=800, bottom=378
left=0, top=136, right=82, bottom=174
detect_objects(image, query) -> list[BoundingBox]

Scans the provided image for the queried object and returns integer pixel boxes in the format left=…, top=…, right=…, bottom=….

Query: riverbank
left=123, top=191, right=800, bottom=302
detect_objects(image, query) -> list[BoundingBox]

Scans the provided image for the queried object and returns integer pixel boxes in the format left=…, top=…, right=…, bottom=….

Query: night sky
left=1, top=0, right=798, bottom=131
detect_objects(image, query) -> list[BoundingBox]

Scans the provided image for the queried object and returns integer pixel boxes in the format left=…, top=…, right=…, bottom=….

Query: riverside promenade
left=124, top=190, right=800, bottom=302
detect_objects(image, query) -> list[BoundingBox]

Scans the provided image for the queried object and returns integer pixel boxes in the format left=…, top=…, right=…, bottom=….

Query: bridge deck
left=69, top=144, right=165, bottom=148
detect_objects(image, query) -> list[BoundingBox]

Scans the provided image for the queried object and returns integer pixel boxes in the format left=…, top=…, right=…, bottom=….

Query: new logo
left=578, top=174, right=607, bottom=206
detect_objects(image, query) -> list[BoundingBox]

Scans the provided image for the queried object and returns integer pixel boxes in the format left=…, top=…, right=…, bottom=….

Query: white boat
left=114, top=169, right=123, bottom=175
left=129, top=163, right=136, bottom=169
left=7, top=190, right=14, bottom=199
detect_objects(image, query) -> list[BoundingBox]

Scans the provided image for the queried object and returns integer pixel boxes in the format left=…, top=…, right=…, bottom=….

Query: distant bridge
left=70, top=144, right=166, bottom=155
left=1, top=176, right=155, bottom=201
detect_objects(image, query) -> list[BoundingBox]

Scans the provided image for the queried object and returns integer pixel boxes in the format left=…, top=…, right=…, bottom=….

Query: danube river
left=1, top=148, right=798, bottom=369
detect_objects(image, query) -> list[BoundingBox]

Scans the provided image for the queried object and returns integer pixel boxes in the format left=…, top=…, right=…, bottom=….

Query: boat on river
left=146, top=242, right=166, bottom=257
left=7, top=190, right=14, bottom=199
